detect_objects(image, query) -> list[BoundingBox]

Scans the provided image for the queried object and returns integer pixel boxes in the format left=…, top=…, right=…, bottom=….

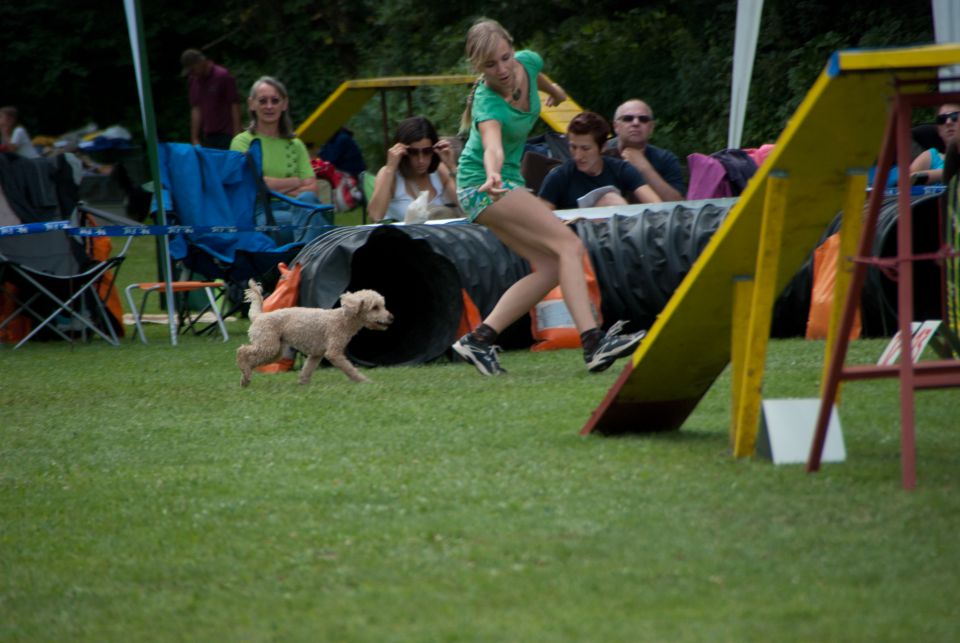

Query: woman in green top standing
left=452, top=18, right=646, bottom=376
left=230, top=76, right=329, bottom=243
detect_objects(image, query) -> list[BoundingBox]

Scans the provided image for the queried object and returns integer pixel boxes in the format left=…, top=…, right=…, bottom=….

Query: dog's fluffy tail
left=244, top=279, right=264, bottom=321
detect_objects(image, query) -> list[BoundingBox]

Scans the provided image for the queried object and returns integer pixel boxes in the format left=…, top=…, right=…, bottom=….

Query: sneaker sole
left=452, top=341, right=504, bottom=376
left=586, top=330, right=646, bottom=373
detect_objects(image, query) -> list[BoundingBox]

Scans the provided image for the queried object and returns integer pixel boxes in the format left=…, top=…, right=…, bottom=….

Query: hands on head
left=386, top=143, right=408, bottom=169
left=434, top=139, right=457, bottom=168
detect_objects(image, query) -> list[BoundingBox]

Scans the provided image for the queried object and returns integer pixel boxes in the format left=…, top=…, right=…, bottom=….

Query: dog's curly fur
left=237, top=280, right=393, bottom=386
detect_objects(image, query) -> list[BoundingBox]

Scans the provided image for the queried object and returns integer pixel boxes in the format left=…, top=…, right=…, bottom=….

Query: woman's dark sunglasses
left=406, top=146, right=435, bottom=158
left=936, top=111, right=959, bottom=125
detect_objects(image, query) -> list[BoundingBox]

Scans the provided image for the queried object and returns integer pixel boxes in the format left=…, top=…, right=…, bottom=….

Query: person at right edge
left=452, top=18, right=646, bottom=376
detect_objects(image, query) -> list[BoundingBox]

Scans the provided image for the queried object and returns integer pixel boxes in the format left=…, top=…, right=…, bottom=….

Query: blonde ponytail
left=459, top=76, right=483, bottom=135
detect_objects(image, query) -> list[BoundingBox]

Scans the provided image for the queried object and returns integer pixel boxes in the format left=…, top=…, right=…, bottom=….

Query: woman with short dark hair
left=539, top=111, right=660, bottom=210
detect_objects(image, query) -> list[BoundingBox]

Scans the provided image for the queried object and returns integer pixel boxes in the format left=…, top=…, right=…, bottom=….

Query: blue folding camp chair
left=155, top=142, right=333, bottom=314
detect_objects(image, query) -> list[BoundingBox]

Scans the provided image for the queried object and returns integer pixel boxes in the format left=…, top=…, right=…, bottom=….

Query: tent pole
left=123, top=0, right=177, bottom=345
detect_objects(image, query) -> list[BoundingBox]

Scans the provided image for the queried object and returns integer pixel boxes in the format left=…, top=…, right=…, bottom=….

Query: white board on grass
left=758, top=398, right=846, bottom=465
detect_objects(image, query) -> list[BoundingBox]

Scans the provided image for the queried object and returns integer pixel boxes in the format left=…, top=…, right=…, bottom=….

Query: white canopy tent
left=933, top=0, right=960, bottom=89
left=727, top=0, right=764, bottom=149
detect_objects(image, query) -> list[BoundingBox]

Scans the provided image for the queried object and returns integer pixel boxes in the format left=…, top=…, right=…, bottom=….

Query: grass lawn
left=1, top=223, right=958, bottom=641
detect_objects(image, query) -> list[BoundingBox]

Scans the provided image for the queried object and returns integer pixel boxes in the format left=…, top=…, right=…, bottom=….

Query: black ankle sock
left=471, top=323, right=498, bottom=345
left=581, top=328, right=604, bottom=353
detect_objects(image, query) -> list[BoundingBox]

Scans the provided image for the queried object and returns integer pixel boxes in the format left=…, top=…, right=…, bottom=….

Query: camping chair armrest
left=269, top=191, right=334, bottom=213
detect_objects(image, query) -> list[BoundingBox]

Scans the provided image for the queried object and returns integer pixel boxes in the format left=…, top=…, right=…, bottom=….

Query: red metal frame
left=807, top=86, right=960, bottom=489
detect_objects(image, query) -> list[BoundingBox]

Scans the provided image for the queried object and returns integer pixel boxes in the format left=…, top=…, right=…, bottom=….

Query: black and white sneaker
left=453, top=333, right=507, bottom=376
left=584, top=321, right=646, bottom=373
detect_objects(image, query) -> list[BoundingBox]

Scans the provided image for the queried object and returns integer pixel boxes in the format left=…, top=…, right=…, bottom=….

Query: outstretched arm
left=537, top=74, right=567, bottom=107
left=478, top=120, right=506, bottom=197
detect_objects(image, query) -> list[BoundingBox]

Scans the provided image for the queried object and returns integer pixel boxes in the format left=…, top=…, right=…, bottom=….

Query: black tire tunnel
left=774, top=193, right=945, bottom=338
left=571, top=203, right=731, bottom=330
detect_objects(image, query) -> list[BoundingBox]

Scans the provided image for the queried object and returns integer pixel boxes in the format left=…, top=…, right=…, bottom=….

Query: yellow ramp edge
left=584, top=43, right=960, bottom=435
left=296, top=73, right=585, bottom=148
left=296, top=76, right=475, bottom=148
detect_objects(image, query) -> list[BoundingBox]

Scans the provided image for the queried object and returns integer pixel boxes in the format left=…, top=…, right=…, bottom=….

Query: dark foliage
left=0, top=0, right=933, bottom=169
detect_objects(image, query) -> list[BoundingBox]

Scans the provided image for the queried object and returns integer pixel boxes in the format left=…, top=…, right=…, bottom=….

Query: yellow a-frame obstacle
left=581, top=44, right=960, bottom=453
left=295, top=74, right=584, bottom=149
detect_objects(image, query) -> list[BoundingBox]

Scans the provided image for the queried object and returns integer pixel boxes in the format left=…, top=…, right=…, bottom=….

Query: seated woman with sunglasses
left=909, top=103, right=960, bottom=186
left=230, top=76, right=329, bottom=243
left=368, top=116, right=459, bottom=223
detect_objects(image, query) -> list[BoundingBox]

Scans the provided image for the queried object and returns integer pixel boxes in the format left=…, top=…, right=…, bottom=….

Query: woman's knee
left=527, top=259, right=560, bottom=284
left=555, top=229, right=585, bottom=261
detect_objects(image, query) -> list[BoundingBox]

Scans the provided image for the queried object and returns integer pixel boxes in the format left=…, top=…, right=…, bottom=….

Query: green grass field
left=2, top=228, right=958, bottom=641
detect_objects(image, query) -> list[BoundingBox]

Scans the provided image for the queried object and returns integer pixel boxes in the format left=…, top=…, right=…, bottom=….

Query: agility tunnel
left=294, top=193, right=944, bottom=366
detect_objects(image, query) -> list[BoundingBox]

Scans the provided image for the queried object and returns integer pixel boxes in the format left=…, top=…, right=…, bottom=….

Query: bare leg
left=479, top=188, right=597, bottom=333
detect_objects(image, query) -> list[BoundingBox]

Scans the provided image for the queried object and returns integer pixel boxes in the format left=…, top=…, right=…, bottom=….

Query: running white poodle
left=237, top=280, right=393, bottom=386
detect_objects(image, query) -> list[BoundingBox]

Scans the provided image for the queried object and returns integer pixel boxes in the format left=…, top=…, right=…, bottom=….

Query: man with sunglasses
left=909, top=103, right=960, bottom=186
left=181, top=49, right=242, bottom=150
left=604, top=99, right=685, bottom=201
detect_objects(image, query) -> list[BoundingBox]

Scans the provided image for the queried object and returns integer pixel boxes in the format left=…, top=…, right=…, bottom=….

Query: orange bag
left=255, top=262, right=303, bottom=373
left=806, top=232, right=861, bottom=340
left=530, top=253, right=602, bottom=351
left=456, top=289, right=482, bottom=339
left=0, top=282, right=31, bottom=344
left=83, top=219, right=125, bottom=337
left=262, top=262, right=302, bottom=312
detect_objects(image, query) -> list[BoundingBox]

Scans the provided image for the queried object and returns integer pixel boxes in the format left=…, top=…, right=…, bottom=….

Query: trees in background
left=0, top=0, right=933, bottom=167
